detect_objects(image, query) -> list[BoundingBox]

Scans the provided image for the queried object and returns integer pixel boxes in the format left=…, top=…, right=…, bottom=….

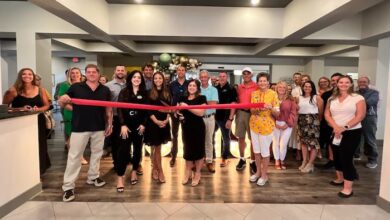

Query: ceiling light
left=135, top=0, right=143, bottom=3
left=251, top=0, right=260, bottom=5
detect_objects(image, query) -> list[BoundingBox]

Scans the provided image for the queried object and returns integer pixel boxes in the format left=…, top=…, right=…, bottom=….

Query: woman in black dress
left=178, top=79, right=207, bottom=187
left=144, top=71, right=172, bottom=183
left=3, top=68, right=51, bottom=176
left=116, top=70, right=148, bottom=192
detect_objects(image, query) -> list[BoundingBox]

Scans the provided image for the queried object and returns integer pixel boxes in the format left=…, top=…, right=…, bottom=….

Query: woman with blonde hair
left=3, top=68, right=51, bottom=175
left=272, top=81, right=297, bottom=170
left=58, top=67, right=88, bottom=165
left=317, top=76, right=331, bottom=96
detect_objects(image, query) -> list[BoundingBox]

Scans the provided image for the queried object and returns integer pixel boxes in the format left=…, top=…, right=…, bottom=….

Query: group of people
left=2, top=63, right=380, bottom=202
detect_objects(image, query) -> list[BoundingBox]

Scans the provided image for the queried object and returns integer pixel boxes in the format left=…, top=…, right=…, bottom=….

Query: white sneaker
left=366, top=162, right=378, bottom=169
left=257, top=177, right=268, bottom=186
left=86, top=177, right=106, bottom=187
left=249, top=175, right=260, bottom=183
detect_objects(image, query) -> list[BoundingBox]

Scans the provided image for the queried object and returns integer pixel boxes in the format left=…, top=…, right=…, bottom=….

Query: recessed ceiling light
left=135, top=0, right=143, bottom=3
left=251, top=0, right=260, bottom=5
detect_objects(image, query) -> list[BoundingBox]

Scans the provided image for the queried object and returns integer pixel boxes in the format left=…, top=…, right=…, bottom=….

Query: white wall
left=1, top=53, right=17, bottom=94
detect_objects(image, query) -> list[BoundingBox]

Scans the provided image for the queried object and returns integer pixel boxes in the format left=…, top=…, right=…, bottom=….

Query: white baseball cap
left=242, top=67, right=253, bottom=74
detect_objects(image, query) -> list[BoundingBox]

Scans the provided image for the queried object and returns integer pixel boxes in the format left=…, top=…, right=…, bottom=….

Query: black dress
left=11, top=94, right=51, bottom=175
left=144, top=90, right=172, bottom=146
left=179, top=95, right=207, bottom=161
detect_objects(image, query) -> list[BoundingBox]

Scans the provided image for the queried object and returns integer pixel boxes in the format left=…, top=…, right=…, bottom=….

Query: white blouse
left=298, top=95, right=318, bottom=114
left=329, top=94, right=364, bottom=130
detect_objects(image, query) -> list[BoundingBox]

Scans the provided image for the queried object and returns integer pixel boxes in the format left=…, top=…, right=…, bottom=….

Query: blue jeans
left=356, top=115, right=378, bottom=163
left=216, top=120, right=231, bottom=159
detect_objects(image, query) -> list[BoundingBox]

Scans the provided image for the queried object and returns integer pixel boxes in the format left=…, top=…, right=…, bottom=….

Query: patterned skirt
left=298, top=114, right=320, bottom=150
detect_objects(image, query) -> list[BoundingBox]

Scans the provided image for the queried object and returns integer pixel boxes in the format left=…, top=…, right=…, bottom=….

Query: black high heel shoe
left=338, top=191, right=353, bottom=198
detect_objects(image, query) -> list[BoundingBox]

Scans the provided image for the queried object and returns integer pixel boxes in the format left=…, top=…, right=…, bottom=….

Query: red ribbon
left=71, top=98, right=264, bottom=110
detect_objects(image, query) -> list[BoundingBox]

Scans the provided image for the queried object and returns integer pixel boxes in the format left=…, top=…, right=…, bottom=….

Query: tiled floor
left=2, top=201, right=390, bottom=220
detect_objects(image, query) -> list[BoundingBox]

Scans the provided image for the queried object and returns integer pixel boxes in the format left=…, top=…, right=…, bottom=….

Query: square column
left=16, top=31, right=52, bottom=93
left=377, top=37, right=390, bottom=212
left=304, top=58, right=325, bottom=84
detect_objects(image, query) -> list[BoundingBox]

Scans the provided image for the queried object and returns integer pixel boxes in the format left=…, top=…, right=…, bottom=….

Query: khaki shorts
left=235, top=110, right=251, bottom=138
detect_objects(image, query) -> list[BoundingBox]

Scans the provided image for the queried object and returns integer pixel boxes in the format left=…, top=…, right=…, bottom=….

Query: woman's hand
left=23, top=105, right=32, bottom=111
left=333, top=126, right=345, bottom=138
left=137, top=125, right=145, bottom=135
left=120, top=125, right=130, bottom=139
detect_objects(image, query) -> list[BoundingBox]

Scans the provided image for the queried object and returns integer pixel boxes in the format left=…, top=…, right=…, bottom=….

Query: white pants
left=62, top=131, right=105, bottom=191
left=272, top=121, right=293, bottom=161
left=250, top=130, right=273, bottom=157
left=203, top=115, right=215, bottom=163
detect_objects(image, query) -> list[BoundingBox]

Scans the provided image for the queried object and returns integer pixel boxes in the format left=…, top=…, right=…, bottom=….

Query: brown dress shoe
left=220, top=159, right=228, bottom=167
left=206, top=162, right=216, bottom=173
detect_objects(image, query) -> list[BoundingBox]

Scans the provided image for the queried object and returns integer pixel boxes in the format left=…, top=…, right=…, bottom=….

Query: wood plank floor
left=33, top=113, right=382, bottom=204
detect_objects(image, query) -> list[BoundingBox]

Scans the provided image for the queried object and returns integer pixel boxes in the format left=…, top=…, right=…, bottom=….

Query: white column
left=16, top=32, right=52, bottom=93
left=0, top=41, right=3, bottom=103
left=358, top=45, right=378, bottom=84
left=36, top=37, right=52, bottom=94
left=377, top=37, right=390, bottom=209
left=304, top=58, right=325, bottom=85
left=375, top=38, right=390, bottom=140
left=16, top=31, right=36, bottom=71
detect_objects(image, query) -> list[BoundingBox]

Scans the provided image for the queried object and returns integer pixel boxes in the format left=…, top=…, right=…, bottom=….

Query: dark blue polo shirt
left=67, top=82, right=111, bottom=132
left=170, top=79, right=189, bottom=106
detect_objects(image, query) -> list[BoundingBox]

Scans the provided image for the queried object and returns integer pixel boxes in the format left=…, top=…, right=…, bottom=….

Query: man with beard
left=356, top=76, right=379, bottom=169
left=321, top=72, right=343, bottom=169
left=143, top=64, right=154, bottom=91
left=105, top=65, right=127, bottom=171
left=169, top=65, right=189, bottom=166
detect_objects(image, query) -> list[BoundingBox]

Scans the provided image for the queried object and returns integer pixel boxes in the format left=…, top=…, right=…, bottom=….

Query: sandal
left=152, top=169, right=159, bottom=181
left=281, top=162, right=286, bottom=170
left=130, top=171, right=138, bottom=185
left=275, top=160, right=281, bottom=170
left=116, top=187, right=124, bottom=193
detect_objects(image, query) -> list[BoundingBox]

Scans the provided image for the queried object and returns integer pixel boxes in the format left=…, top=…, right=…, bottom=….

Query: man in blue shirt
left=199, top=70, right=219, bottom=172
left=169, top=65, right=189, bottom=166
left=357, top=76, right=380, bottom=169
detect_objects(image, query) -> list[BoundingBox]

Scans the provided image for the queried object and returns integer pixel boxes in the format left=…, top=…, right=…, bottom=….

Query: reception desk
left=0, top=112, right=42, bottom=218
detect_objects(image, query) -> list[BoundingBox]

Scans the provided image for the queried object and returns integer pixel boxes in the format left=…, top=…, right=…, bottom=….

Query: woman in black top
left=144, top=72, right=172, bottom=183
left=178, top=79, right=207, bottom=187
left=116, top=70, right=148, bottom=192
left=3, top=68, right=51, bottom=176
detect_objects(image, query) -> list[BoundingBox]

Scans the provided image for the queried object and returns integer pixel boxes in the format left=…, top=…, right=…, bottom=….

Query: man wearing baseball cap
left=235, top=67, right=258, bottom=173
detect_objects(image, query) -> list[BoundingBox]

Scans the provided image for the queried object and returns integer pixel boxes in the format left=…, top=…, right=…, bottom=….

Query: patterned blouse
left=249, top=89, right=280, bottom=135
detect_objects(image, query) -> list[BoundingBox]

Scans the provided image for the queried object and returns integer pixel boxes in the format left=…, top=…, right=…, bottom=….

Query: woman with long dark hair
left=297, top=80, right=323, bottom=173
left=144, top=71, right=172, bottom=183
left=3, top=68, right=51, bottom=176
left=116, top=70, right=148, bottom=192
left=325, top=75, right=365, bottom=198
left=178, top=79, right=207, bottom=187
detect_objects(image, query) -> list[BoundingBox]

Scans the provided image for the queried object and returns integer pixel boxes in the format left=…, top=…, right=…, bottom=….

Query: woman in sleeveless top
left=3, top=68, right=51, bottom=176
left=144, top=72, right=172, bottom=183
left=297, top=81, right=323, bottom=173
